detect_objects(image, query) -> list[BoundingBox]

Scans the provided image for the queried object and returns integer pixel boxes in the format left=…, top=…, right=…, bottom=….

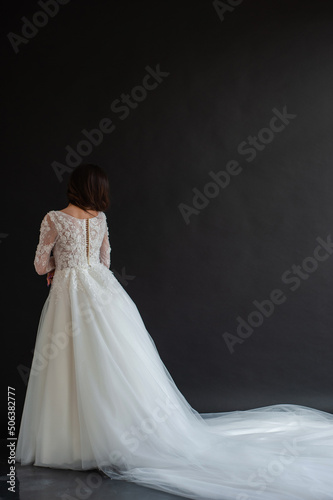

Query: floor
left=0, top=440, right=183, bottom=500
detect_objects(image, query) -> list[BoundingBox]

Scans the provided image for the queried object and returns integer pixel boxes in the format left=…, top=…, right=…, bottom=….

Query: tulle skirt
left=16, top=264, right=333, bottom=499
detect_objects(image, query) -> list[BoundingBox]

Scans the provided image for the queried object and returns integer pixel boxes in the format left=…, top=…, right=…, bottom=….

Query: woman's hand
left=47, top=270, right=55, bottom=287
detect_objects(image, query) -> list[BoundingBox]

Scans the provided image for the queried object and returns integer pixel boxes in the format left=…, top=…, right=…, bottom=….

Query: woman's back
left=34, top=210, right=111, bottom=274
left=59, top=206, right=99, bottom=219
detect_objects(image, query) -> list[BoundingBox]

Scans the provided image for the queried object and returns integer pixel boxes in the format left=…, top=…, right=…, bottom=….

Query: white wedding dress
left=16, top=210, right=333, bottom=500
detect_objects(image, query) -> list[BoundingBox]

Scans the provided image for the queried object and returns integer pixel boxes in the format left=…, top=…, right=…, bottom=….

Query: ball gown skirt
left=16, top=210, right=333, bottom=500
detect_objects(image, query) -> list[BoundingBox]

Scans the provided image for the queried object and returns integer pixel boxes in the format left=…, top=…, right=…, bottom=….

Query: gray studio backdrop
left=2, top=0, right=333, bottom=435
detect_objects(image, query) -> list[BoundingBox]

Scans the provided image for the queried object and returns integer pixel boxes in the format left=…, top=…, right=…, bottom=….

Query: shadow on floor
left=0, top=441, right=184, bottom=500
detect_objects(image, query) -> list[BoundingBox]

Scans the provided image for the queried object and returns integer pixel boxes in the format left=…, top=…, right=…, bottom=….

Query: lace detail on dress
left=34, top=213, right=58, bottom=275
left=100, top=218, right=111, bottom=269
left=34, top=211, right=111, bottom=272
left=34, top=210, right=114, bottom=304
left=49, top=264, right=121, bottom=306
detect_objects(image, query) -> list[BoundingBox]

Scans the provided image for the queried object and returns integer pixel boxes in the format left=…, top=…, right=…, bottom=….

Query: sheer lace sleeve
left=100, top=215, right=111, bottom=269
left=34, top=212, right=58, bottom=275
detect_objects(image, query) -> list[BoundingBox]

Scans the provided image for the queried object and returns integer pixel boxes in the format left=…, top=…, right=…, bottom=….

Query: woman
left=16, top=163, right=333, bottom=499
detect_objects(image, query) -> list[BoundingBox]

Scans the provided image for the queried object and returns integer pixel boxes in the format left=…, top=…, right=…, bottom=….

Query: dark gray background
left=2, top=0, right=333, bottom=436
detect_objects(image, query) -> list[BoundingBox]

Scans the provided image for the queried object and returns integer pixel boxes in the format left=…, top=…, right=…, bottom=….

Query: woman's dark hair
left=66, top=164, right=110, bottom=215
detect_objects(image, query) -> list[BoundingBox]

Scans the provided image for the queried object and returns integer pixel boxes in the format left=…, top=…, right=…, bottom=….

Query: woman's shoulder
left=48, top=209, right=106, bottom=220
left=41, top=210, right=106, bottom=223
left=43, top=210, right=58, bottom=222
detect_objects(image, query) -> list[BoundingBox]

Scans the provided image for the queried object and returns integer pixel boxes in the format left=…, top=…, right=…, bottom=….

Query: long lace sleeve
left=34, top=213, right=58, bottom=275
left=100, top=216, right=111, bottom=269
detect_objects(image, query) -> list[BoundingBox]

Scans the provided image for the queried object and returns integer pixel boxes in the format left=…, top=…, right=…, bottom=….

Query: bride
left=16, top=163, right=333, bottom=500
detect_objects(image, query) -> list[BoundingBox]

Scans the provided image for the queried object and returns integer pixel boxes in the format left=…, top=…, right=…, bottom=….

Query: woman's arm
left=100, top=218, right=111, bottom=269
left=34, top=212, right=58, bottom=275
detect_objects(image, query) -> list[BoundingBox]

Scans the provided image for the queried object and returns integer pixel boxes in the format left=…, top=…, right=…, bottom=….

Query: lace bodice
left=34, top=210, right=111, bottom=274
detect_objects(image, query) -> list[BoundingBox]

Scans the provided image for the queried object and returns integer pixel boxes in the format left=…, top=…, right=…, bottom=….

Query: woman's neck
left=61, top=203, right=99, bottom=218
